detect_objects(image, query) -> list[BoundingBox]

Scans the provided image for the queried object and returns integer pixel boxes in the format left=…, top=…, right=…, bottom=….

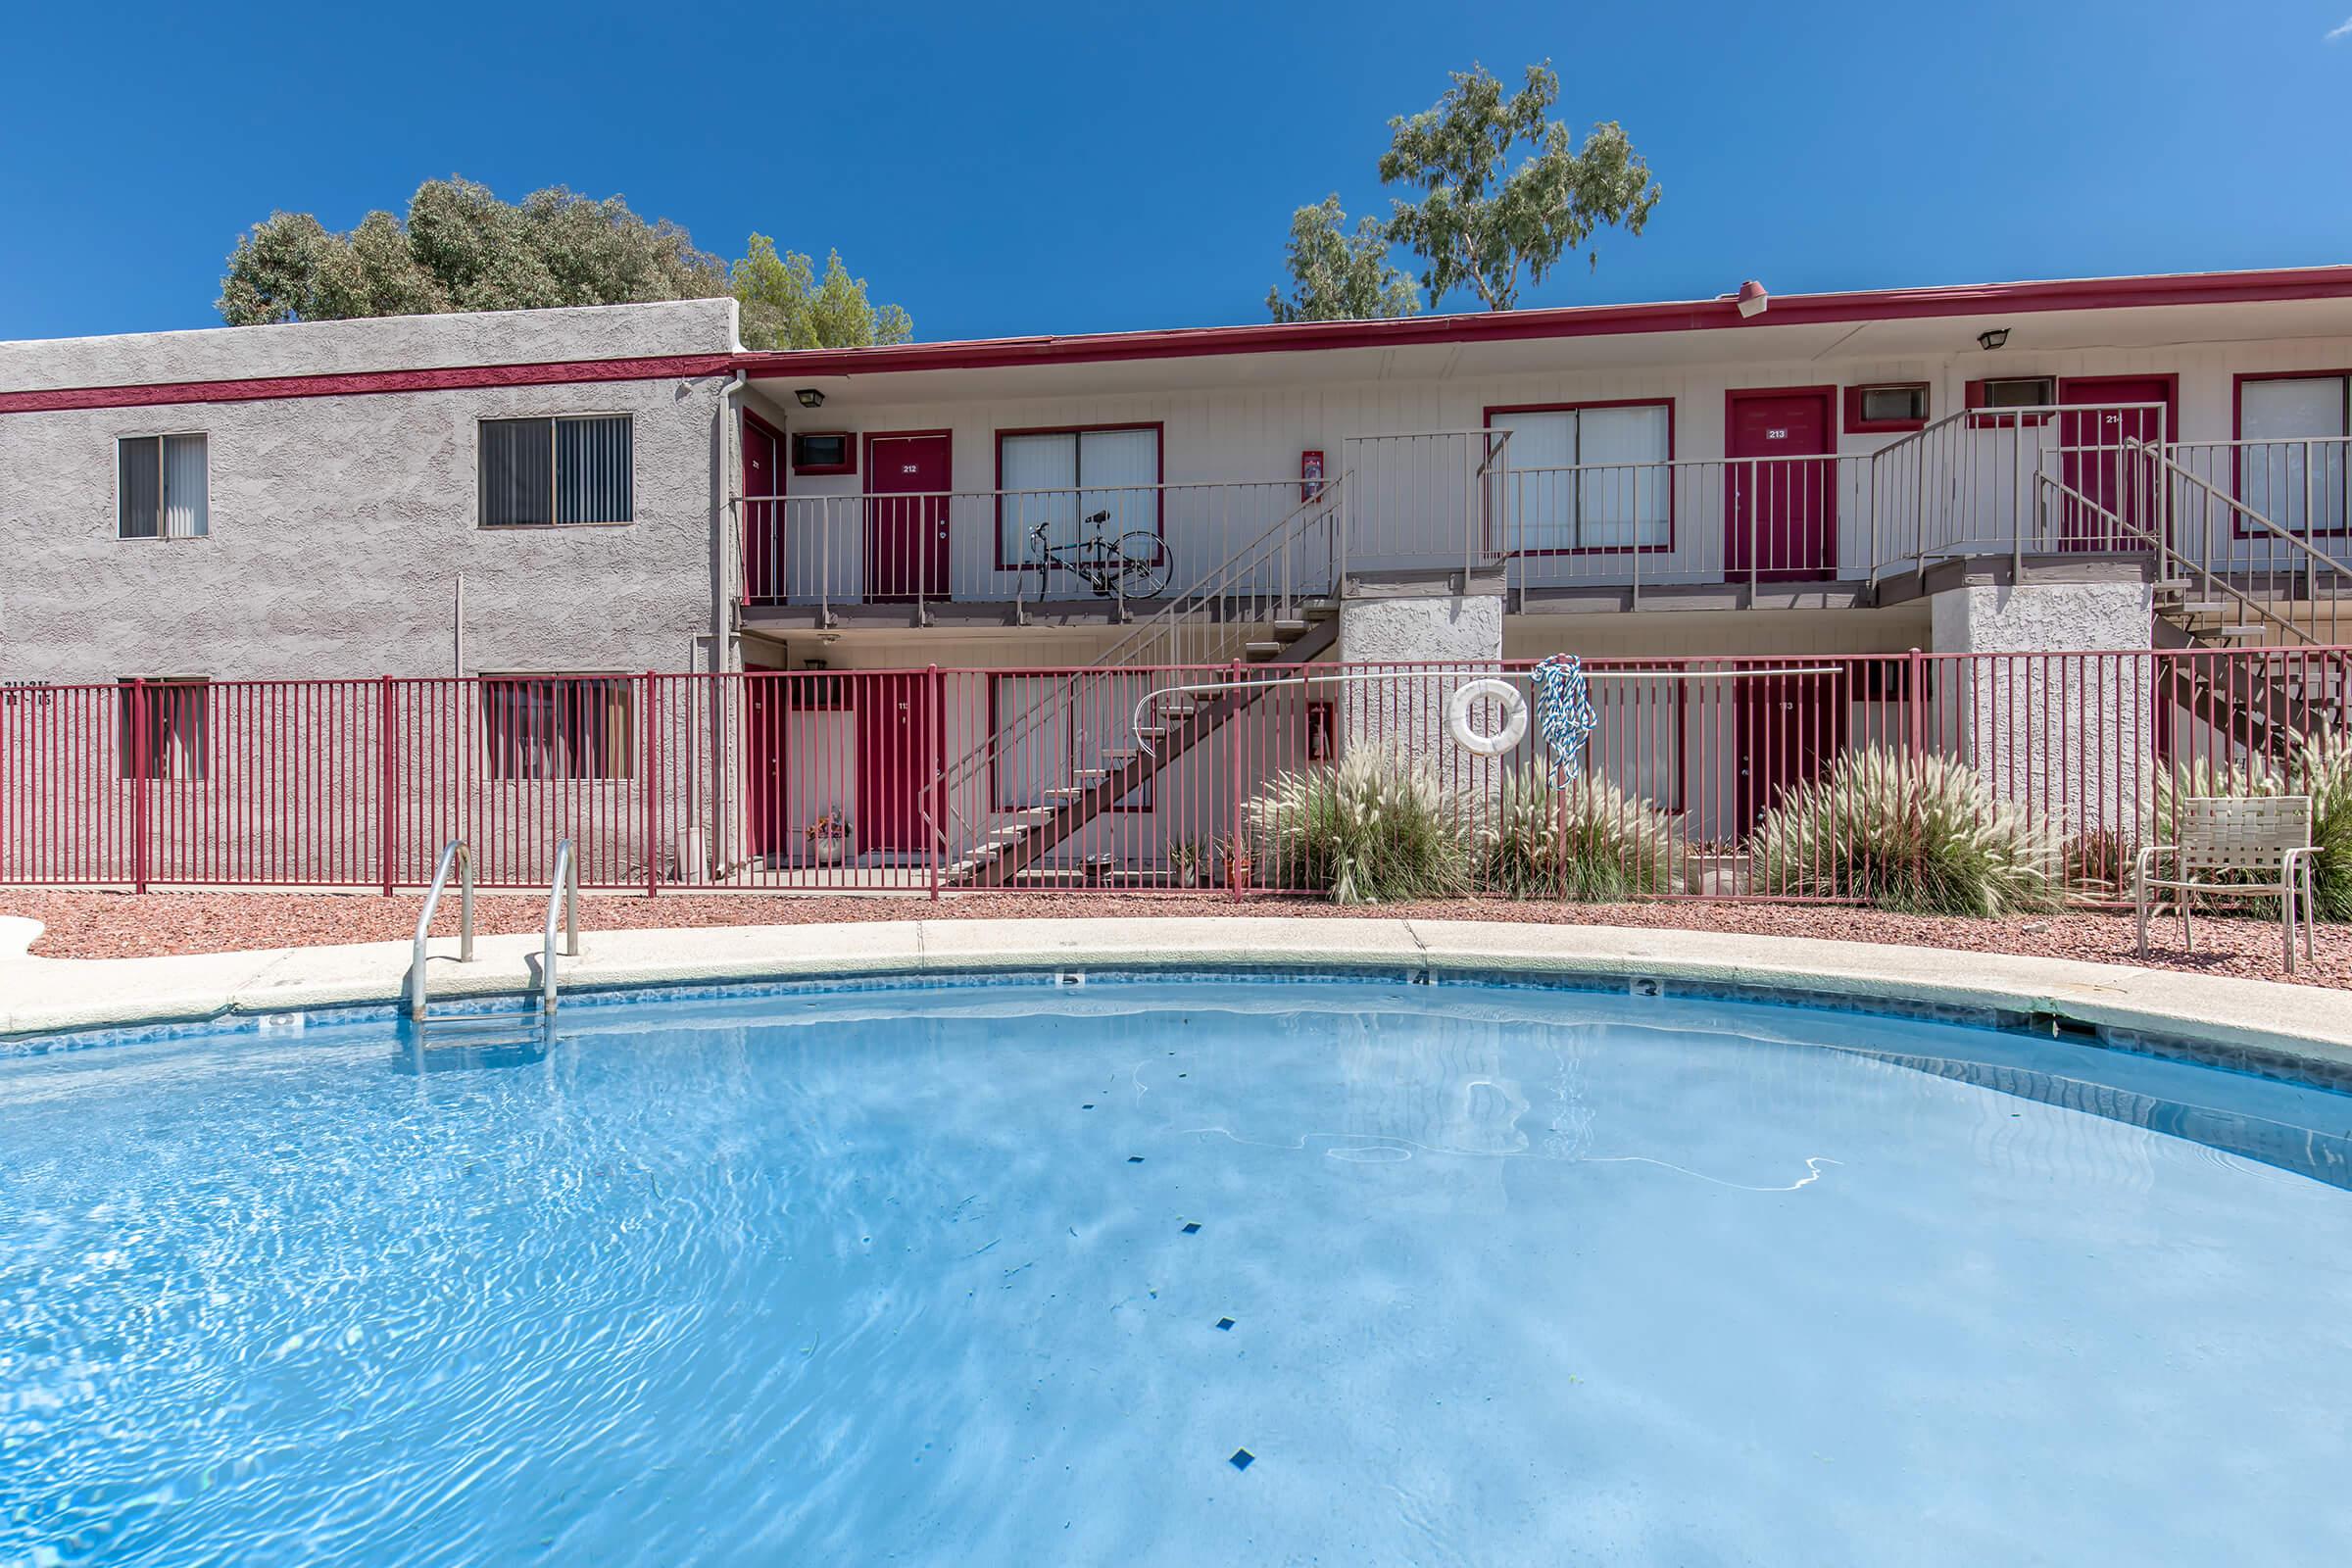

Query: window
left=790, top=431, right=855, bottom=475
left=2238, top=374, right=2350, bottom=534
left=117, top=434, right=208, bottom=538
left=118, top=678, right=209, bottom=780
left=1843, top=383, right=1929, bottom=433
left=479, top=416, right=634, bottom=526
left=991, top=672, right=1154, bottom=811
left=1487, top=403, right=1671, bottom=552
left=479, top=676, right=636, bottom=780
left=1978, top=376, right=2055, bottom=411
left=997, top=425, right=1160, bottom=565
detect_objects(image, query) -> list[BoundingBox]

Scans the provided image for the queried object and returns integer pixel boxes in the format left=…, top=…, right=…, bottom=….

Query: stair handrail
left=923, top=475, right=1348, bottom=857
left=541, top=837, right=580, bottom=1014
left=2124, top=436, right=2352, bottom=645
left=409, top=839, right=474, bottom=1021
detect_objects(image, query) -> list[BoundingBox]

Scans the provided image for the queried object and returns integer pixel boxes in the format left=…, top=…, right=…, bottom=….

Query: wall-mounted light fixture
left=1977, top=328, right=2010, bottom=351
left=1736, top=279, right=1769, bottom=318
left=795, top=388, right=826, bottom=409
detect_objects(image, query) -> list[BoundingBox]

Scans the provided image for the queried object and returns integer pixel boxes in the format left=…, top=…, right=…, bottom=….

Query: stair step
left=2203, top=625, right=2264, bottom=640
left=1245, top=642, right=1284, bottom=660
left=2176, top=602, right=2228, bottom=614
left=1135, top=725, right=1170, bottom=739
left=1272, top=619, right=1310, bottom=634
left=1046, top=786, right=1088, bottom=799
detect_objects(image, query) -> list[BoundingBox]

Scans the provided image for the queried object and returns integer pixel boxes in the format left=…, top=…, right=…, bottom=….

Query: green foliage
left=1750, top=748, right=2061, bottom=916
left=732, top=235, right=913, bottom=349
left=219, top=177, right=730, bottom=324
left=1264, top=196, right=1422, bottom=322
left=2291, top=730, right=2352, bottom=920
left=1478, top=770, right=1684, bottom=901
left=1378, top=61, right=1659, bottom=312
left=1246, top=747, right=1471, bottom=906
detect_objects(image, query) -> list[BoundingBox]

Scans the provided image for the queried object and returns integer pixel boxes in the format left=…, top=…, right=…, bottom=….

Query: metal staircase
left=935, top=479, right=1348, bottom=886
left=2042, top=445, right=2352, bottom=756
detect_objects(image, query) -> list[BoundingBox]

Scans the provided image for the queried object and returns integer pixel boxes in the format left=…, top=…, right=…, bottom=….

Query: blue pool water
left=5, top=976, right=2352, bottom=1565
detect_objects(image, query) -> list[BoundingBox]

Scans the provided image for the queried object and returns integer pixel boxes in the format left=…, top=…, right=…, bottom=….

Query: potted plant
left=806, top=811, right=851, bottom=865
left=1168, top=841, right=1203, bottom=888
left=1215, top=832, right=1253, bottom=893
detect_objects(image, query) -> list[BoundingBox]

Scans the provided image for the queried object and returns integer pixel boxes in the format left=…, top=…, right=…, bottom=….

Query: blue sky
left=3, top=1, right=2349, bottom=344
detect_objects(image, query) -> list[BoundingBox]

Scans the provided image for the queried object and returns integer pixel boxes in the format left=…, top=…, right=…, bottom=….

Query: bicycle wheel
left=1113, top=532, right=1173, bottom=599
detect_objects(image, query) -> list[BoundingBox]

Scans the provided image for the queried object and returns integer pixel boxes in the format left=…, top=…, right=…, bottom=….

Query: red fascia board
left=0, top=352, right=739, bottom=416
left=742, top=267, right=2352, bottom=380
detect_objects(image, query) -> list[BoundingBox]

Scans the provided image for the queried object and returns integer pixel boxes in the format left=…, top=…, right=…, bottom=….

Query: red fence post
left=1906, top=647, right=1927, bottom=760
left=378, top=675, right=396, bottom=895
left=1228, top=658, right=1246, bottom=902
left=644, top=671, right=661, bottom=898
left=927, top=663, right=943, bottom=903
left=129, top=678, right=150, bottom=894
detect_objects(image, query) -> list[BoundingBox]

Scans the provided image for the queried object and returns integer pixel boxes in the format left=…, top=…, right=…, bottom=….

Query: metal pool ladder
left=410, top=839, right=475, bottom=1021
left=408, top=838, right=582, bottom=1021
left=540, top=837, right=580, bottom=1013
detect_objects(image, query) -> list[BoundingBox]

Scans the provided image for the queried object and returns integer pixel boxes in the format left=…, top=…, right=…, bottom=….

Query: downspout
left=710, top=369, right=749, bottom=880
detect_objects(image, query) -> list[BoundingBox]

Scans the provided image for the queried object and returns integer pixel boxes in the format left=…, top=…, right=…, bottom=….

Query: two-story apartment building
left=4, top=267, right=2350, bottom=890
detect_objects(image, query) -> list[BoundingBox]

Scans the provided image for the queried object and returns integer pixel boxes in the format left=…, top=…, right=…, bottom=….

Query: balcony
left=734, top=414, right=2352, bottom=630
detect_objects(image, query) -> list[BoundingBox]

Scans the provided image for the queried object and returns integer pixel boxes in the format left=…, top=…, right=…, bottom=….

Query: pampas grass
left=1246, top=747, right=1470, bottom=905
left=1477, top=770, right=1685, bottom=901
left=1751, top=747, right=2060, bottom=915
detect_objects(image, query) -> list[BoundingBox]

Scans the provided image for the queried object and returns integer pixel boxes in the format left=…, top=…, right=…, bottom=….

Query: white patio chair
left=2134, top=795, right=2318, bottom=973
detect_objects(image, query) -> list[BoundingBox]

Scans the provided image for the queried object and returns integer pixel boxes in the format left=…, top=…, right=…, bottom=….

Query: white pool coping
left=2, top=916, right=2350, bottom=1077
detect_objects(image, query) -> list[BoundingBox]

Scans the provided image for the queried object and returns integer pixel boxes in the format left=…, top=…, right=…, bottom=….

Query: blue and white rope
left=1530, top=654, right=1597, bottom=785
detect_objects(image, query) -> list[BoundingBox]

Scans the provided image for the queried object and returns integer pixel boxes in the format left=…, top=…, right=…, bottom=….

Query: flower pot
left=813, top=838, right=845, bottom=866
left=1176, top=864, right=1199, bottom=889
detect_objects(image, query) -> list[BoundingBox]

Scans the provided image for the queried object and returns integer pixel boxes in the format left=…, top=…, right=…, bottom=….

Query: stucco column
left=1335, top=572, right=1506, bottom=778
left=1928, top=574, right=2155, bottom=843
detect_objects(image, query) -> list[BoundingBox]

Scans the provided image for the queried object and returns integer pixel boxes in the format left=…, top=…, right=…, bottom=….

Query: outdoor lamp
left=1978, top=328, right=2010, bottom=351
left=796, top=388, right=825, bottom=409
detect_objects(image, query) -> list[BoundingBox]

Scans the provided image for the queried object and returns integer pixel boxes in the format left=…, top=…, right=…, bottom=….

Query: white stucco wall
left=1929, top=579, right=2155, bottom=842
left=0, top=302, right=741, bottom=683
left=0, top=299, right=738, bottom=391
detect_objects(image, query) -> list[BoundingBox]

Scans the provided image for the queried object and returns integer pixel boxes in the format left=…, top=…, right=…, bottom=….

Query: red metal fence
left=1, top=650, right=2342, bottom=904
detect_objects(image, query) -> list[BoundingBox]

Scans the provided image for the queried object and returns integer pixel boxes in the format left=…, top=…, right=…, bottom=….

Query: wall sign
left=1300, top=449, right=1325, bottom=502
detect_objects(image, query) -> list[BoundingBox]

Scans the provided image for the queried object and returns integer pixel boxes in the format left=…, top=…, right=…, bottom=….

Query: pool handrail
left=409, top=839, right=474, bottom=1021
left=542, top=838, right=580, bottom=1013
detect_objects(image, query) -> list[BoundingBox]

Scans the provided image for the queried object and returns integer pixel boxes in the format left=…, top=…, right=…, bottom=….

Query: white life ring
left=1447, top=679, right=1528, bottom=757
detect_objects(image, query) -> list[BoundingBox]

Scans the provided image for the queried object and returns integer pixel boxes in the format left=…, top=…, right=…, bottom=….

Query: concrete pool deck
left=4, top=915, right=2352, bottom=1078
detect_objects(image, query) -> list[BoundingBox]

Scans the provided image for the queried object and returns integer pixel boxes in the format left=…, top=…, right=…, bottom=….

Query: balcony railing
left=734, top=409, right=2352, bottom=614
left=738, top=479, right=1328, bottom=616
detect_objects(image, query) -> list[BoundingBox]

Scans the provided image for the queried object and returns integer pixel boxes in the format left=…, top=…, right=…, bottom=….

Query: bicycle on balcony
left=1027, top=509, right=1175, bottom=600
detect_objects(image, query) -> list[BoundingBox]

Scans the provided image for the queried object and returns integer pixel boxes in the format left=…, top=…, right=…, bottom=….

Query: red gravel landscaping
left=3, top=888, right=2345, bottom=989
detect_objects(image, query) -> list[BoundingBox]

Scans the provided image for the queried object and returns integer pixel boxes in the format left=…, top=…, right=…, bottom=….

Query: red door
left=2059, top=375, right=2173, bottom=551
left=865, top=432, right=952, bottom=602
left=742, top=415, right=782, bottom=602
left=1726, top=388, right=1838, bottom=581
left=744, top=675, right=786, bottom=859
left=856, top=672, right=934, bottom=856
left=1736, top=668, right=1848, bottom=843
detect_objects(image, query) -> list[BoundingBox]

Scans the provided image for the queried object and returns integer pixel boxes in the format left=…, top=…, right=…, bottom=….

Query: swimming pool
left=5, top=973, right=2350, bottom=1564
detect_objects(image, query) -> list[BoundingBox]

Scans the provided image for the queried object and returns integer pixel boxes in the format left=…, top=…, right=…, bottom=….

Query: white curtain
left=2240, top=376, right=2348, bottom=535
left=1576, top=406, right=1670, bottom=549
left=1070, top=671, right=1154, bottom=810
left=1000, top=433, right=1079, bottom=564
left=992, top=674, right=1067, bottom=808
left=161, top=434, right=208, bottom=538
left=1492, top=411, right=1576, bottom=552
left=1077, top=428, right=1159, bottom=549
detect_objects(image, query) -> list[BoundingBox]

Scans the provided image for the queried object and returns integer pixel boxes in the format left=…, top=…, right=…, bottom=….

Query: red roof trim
left=743, top=266, right=2352, bottom=379
left=0, top=353, right=738, bottom=416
